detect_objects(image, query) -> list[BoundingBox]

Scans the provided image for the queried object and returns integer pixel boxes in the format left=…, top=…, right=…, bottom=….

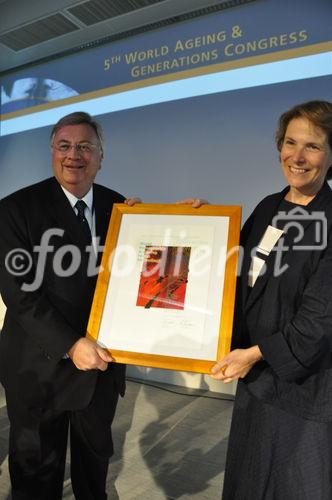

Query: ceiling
left=0, top=0, right=257, bottom=74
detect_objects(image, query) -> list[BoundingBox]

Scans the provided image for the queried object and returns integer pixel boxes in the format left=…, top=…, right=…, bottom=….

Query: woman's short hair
left=50, top=111, right=104, bottom=158
left=275, top=100, right=332, bottom=179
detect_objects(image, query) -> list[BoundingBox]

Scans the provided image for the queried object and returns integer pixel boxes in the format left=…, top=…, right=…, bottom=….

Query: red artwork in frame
left=136, top=245, right=191, bottom=310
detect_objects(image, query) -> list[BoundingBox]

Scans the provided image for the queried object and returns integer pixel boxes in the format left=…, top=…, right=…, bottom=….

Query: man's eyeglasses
left=52, top=142, right=99, bottom=154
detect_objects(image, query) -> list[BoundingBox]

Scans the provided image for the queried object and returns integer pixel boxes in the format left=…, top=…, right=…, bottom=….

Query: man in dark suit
left=0, top=112, right=130, bottom=499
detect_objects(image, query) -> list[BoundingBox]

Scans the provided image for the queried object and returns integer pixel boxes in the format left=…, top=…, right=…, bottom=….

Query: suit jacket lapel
left=93, top=184, right=112, bottom=242
left=242, top=189, right=286, bottom=311
left=244, top=182, right=332, bottom=313
left=44, top=180, right=114, bottom=266
left=92, top=184, right=114, bottom=267
left=46, top=177, right=90, bottom=250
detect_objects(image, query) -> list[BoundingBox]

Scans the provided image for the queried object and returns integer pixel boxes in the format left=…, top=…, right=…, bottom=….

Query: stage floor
left=0, top=378, right=233, bottom=499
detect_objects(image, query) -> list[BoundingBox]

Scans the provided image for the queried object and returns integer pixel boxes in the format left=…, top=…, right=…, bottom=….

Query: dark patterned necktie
left=75, top=200, right=91, bottom=244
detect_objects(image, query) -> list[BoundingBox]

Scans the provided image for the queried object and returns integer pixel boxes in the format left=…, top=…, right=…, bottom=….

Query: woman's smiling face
left=280, top=116, right=332, bottom=202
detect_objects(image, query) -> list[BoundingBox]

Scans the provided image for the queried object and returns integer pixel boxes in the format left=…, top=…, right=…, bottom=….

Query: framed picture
left=87, top=203, right=241, bottom=374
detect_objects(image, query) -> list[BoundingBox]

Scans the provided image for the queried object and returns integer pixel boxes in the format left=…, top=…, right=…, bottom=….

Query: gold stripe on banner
left=2, top=40, right=332, bottom=121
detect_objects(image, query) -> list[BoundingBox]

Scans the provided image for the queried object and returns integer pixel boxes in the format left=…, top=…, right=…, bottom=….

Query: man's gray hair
left=50, top=111, right=104, bottom=158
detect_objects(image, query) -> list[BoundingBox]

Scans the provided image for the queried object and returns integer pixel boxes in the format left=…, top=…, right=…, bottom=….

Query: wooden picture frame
left=87, top=203, right=241, bottom=374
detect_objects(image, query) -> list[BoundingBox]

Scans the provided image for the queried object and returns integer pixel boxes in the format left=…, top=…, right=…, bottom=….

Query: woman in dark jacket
left=212, top=100, right=332, bottom=499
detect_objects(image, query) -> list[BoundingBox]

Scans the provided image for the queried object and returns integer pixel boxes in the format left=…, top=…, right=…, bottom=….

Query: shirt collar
left=61, top=185, right=93, bottom=212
